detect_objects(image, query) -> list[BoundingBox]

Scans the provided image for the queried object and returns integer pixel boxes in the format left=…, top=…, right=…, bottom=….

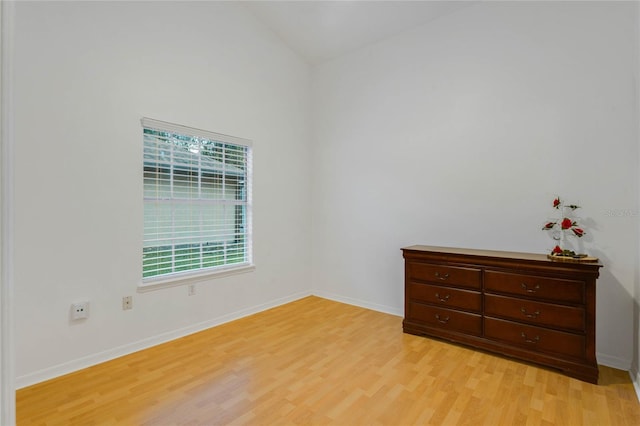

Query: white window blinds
left=142, top=118, right=252, bottom=281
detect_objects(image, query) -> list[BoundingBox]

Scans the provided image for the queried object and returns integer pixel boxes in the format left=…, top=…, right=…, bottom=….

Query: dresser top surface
left=402, top=245, right=603, bottom=268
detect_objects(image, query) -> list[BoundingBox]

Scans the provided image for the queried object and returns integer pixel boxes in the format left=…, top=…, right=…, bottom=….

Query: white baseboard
left=18, top=291, right=632, bottom=392
left=596, top=352, right=632, bottom=371
left=630, top=367, right=640, bottom=402
left=312, top=290, right=402, bottom=317
left=15, top=290, right=312, bottom=389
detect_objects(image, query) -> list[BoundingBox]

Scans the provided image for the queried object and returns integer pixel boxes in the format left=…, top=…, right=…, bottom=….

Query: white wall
left=1, top=0, right=17, bottom=421
left=12, top=0, right=640, bottom=390
left=13, top=1, right=312, bottom=387
left=311, top=1, right=639, bottom=370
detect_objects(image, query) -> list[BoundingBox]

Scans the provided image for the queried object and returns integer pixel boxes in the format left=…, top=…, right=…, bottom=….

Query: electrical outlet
left=188, top=284, right=196, bottom=296
left=122, top=296, right=132, bottom=310
left=71, top=302, right=89, bottom=320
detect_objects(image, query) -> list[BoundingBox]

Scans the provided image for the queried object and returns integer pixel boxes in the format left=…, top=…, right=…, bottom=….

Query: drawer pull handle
left=520, top=283, right=540, bottom=293
left=434, top=272, right=450, bottom=281
left=435, top=293, right=450, bottom=302
left=520, top=308, right=541, bottom=318
left=520, top=332, right=540, bottom=344
left=435, top=314, right=450, bottom=324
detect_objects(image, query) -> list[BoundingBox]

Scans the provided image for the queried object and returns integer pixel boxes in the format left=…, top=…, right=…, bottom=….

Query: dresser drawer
left=484, top=270, right=585, bottom=304
left=408, top=302, right=482, bottom=336
left=408, top=282, right=481, bottom=313
left=485, top=294, right=585, bottom=332
left=485, top=317, right=585, bottom=359
left=407, top=262, right=481, bottom=289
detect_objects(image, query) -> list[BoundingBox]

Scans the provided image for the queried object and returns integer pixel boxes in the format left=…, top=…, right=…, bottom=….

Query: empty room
left=2, top=0, right=640, bottom=424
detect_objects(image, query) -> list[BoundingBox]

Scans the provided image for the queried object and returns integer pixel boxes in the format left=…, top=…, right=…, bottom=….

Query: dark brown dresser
left=402, top=245, right=602, bottom=383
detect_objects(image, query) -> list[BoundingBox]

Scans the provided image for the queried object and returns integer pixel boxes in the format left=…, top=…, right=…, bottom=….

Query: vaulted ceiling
left=243, top=1, right=478, bottom=65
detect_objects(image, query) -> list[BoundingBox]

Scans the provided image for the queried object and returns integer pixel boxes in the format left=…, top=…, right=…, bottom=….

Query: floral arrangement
left=542, top=196, right=586, bottom=257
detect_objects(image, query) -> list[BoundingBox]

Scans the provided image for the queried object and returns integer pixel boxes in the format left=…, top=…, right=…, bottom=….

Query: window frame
left=140, top=117, right=254, bottom=291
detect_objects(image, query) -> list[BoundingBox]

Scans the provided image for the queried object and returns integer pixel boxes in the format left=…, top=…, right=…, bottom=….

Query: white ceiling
left=243, top=1, right=478, bottom=65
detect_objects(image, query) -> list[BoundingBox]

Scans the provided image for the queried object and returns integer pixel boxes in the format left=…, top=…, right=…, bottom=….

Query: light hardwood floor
left=17, top=296, right=640, bottom=425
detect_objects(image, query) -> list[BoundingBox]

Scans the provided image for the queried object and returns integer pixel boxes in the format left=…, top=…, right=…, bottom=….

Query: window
left=142, top=118, right=252, bottom=283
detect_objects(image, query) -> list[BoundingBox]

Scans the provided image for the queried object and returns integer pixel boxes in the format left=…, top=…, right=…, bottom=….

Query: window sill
left=138, top=264, right=255, bottom=293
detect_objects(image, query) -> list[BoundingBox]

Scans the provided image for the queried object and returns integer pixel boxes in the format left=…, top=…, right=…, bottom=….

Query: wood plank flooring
left=17, top=296, right=640, bottom=425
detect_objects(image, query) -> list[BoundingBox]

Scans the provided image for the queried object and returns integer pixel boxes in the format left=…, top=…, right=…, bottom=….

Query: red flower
left=553, top=197, right=561, bottom=209
left=572, top=228, right=585, bottom=237
left=561, top=218, right=573, bottom=229
left=552, top=245, right=563, bottom=254
left=542, top=221, right=556, bottom=230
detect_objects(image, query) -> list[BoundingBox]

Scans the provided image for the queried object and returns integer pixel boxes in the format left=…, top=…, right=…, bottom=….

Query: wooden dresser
left=402, top=245, right=602, bottom=383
